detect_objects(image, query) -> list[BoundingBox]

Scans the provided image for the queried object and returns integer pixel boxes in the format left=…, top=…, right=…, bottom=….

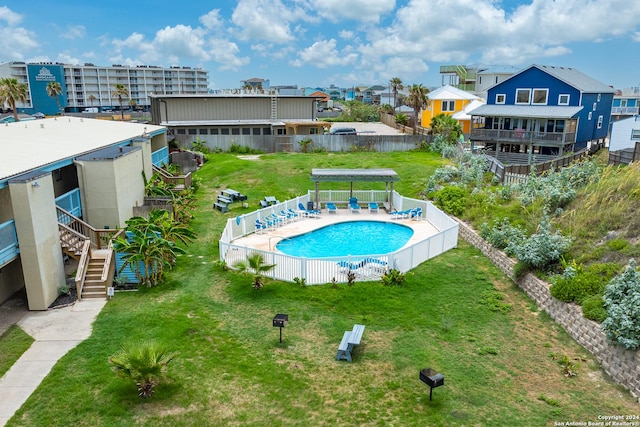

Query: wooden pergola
left=284, top=121, right=332, bottom=135
left=310, top=168, right=400, bottom=211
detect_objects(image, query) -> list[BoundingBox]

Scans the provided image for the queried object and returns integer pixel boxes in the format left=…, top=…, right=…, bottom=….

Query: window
left=231, top=128, right=240, bottom=135
left=263, top=127, right=271, bottom=135
left=176, top=129, right=186, bottom=135
left=210, top=128, right=219, bottom=135
left=532, top=89, right=548, bottom=105
left=252, top=128, right=261, bottom=135
left=188, top=129, right=197, bottom=135
left=221, top=128, right=229, bottom=135
left=277, top=128, right=285, bottom=135
left=199, top=129, right=208, bottom=135
left=558, top=94, right=570, bottom=105
left=442, top=100, right=455, bottom=111
left=478, top=76, right=482, bottom=85
left=593, top=102, right=597, bottom=111
left=495, top=76, right=499, bottom=84
left=495, top=94, right=506, bottom=104
left=632, top=129, right=640, bottom=139
left=597, top=115, right=603, bottom=129
left=588, top=112, right=592, bottom=120
left=597, top=93, right=601, bottom=102
left=516, top=89, right=531, bottom=104
left=242, top=128, right=250, bottom=135
left=309, top=127, right=318, bottom=134
left=621, top=99, right=628, bottom=108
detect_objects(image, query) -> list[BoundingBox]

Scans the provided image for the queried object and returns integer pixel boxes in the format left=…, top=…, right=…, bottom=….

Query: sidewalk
left=0, top=298, right=105, bottom=426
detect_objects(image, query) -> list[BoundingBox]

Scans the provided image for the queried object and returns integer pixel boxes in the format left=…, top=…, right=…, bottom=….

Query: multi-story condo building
left=0, top=61, right=209, bottom=115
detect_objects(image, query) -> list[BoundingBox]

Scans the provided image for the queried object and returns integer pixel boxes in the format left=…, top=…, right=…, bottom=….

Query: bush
left=480, top=217, right=526, bottom=254
left=550, top=262, right=618, bottom=304
left=602, top=259, right=640, bottom=350
left=581, top=294, right=607, bottom=322
left=508, top=214, right=571, bottom=270
left=432, top=186, right=466, bottom=217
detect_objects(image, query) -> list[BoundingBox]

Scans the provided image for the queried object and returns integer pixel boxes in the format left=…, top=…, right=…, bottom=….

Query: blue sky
left=1, top=0, right=639, bottom=91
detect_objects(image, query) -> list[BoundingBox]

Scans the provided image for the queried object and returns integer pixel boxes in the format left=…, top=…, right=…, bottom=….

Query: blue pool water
left=275, top=221, right=414, bottom=258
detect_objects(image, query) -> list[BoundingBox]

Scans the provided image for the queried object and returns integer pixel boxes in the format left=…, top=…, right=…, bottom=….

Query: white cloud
left=232, top=0, right=317, bottom=43
left=339, top=30, right=355, bottom=40
left=200, top=9, right=224, bottom=30
left=0, top=7, right=38, bottom=60
left=291, top=39, right=358, bottom=69
left=154, top=25, right=210, bottom=61
left=59, top=24, right=86, bottom=40
left=0, top=6, right=22, bottom=26
left=634, top=32, right=640, bottom=42
left=315, top=0, right=396, bottom=22
left=209, top=38, right=250, bottom=71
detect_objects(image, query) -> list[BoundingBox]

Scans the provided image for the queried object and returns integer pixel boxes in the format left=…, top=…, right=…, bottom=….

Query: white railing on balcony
left=219, top=191, right=459, bottom=285
left=611, top=107, right=639, bottom=115
left=0, top=219, right=19, bottom=267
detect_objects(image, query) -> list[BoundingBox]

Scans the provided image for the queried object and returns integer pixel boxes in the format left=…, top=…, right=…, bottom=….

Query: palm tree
left=129, top=98, right=137, bottom=111
left=46, top=81, right=64, bottom=115
left=405, top=84, right=430, bottom=135
left=109, top=339, right=177, bottom=398
left=390, top=77, right=403, bottom=113
left=112, top=83, right=129, bottom=120
left=0, top=78, right=28, bottom=122
left=233, top=252, right=276, bottom=289
left=431, top=113, right=463, bottom=144
left=88, top=94, right=97, bottom=108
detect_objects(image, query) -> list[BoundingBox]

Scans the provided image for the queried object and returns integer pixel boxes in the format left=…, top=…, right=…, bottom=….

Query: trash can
left=307, top=201, right=315, bottom=210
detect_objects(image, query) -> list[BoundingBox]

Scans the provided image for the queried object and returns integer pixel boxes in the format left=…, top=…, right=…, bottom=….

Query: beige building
left=0, top=117, right=167, bottom=309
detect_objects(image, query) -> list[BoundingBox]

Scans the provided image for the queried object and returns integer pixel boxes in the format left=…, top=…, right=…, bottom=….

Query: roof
left=0, top=117, right=165, bottom=183
left=477, top=65, right=519, bottom=75
left=428, top=85, right=481, bottom=101
left=468, top=104, right=583, bottom=119
left=501, top=64, right=615, bottom=94
left=452, top=99, right=485, bottom=120
left=310, top=168, right=400, bottom=182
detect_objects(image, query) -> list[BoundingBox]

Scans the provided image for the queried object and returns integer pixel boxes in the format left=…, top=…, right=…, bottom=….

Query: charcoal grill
left=273, top=314, right=288, bottom=343
left=419, top=368, right=444, bottom=400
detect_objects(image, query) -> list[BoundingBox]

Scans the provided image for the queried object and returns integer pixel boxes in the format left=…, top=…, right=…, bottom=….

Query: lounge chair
left=410, top=207, right=423, bottom=220
left=269, top=213, right=284, bottom=226
left=287, top=208, right=300, bottom=220
left=368, top=202, right=379, bottom=213
left=326, top=202, right=338, bottom=214
left=255, top=219, right=268, bottom=234
left=298, top=202, right=320, bottom=218
left=349, top=197, right=361, bottom=213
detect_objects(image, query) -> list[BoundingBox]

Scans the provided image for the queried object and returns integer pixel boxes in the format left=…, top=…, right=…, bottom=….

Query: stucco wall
left=457, top=219, right=640, bottom=400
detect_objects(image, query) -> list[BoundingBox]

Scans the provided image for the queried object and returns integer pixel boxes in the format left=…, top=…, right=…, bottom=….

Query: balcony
left=0, top=219, right=19, bottom=267
left=611, top=107, right=639, bottom=115
left=470, top=128, right=575, bottom=145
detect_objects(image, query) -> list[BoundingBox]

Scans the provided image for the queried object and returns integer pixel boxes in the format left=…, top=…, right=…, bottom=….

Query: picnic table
left=336, top=324, right=365, bottom=362
left=223, top=188, right=247, bottom=201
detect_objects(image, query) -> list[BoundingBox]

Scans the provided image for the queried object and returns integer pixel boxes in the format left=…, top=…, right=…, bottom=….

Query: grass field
left=4, top=152, right=638, bottom=426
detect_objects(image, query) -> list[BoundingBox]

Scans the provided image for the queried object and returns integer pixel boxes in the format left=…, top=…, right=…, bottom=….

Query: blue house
left=469, top=65, right=614, bottom=164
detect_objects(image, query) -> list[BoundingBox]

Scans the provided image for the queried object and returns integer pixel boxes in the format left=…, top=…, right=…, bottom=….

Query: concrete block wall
left=457, top=219, right=640, bottom=400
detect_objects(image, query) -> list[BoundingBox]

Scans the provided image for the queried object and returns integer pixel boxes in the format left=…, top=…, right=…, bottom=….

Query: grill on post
left=273, top=314, right=288, bottom=343
left=419, top=368, right=444, bottom=400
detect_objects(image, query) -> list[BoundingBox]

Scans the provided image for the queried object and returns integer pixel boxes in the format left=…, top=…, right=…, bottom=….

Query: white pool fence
left=219, top=190, right=459, bottom=284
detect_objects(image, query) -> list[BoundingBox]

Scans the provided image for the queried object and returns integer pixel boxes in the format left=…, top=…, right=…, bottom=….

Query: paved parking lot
left=328, top=122, right=404, bottom=135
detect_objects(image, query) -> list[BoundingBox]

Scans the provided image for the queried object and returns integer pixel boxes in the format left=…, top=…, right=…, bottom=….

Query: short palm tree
left=109, top=340, right=177, bottom=398
left=430, top=113, right=463, bottom=144
left=46, top=81, right=64, bottom=115
left=390, top=77, right=403, bottom=113
left=112, top=83, right=129, bottom=120
left=405, top=84, right=430, bottom=135
left=88, top=94, right=97, bottom=107
left=234, top=252, right=276, bottom=289
left=0, top=77, right=28, bottom=122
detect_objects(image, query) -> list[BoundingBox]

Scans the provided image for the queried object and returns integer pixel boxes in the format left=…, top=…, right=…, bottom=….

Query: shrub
left=550, top=262, right=618, bottom=303
left=602, top=259, right=640, bottom=350
left=508, top=214, right=571, bottom=270
left=581, top=294, right=607, bottom=322
left=380, top=269, right=406, bottom=286
left=480, top=217, right=526, bottom=254
left=432, top=186, right=466, bottom=217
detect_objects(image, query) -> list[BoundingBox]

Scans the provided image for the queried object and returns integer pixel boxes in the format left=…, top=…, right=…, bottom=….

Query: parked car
left=32, top=112, right=45, bottom=119
left=330, top=127, right=357, bottom=135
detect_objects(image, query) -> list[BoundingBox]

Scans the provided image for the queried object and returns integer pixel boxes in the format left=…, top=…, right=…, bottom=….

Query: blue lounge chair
left=287, top=208, right=300, bottom=220
left=298, top=202, right=320, bottom=218
left=410, top=207, right=423, bottom=220
left=255, top=219, right=267, bottom=234
left=326, top=202, right=338, bottom=214
left=368, top=202, right=379, bottom=213
left=349, top=197, right=360, bottom=213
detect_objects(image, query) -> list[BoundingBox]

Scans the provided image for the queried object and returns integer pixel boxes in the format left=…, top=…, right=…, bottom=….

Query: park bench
left=213, top=202, right=229, bottom=213
left=335, top=324, right=365, bottom=362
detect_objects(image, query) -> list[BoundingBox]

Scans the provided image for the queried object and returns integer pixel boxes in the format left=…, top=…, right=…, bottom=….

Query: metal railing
left=152, top=146, right=169, bottom=166
left=470, top=128, right=575, bottom=144
left=219, top=191, right=459, bottom=284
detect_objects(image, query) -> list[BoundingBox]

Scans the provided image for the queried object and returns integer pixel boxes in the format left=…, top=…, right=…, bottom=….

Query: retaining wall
left=457, top=219, right=640, bottom=400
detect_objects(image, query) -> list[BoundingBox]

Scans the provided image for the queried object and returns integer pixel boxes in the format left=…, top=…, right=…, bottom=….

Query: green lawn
left=0, top=325, right=33, bottom=378
left=6, top=152, right=638, bottom=426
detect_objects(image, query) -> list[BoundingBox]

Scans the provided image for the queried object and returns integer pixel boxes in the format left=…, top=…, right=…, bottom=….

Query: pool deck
left=231, top=207, right=440, bottom=254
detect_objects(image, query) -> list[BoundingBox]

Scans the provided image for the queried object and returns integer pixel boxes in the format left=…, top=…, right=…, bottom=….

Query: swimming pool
left=275, top=220, right=414, bottom=258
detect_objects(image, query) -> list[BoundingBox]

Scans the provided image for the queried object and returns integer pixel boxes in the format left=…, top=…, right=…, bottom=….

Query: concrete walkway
left=0, top=299, right=105, bottom=426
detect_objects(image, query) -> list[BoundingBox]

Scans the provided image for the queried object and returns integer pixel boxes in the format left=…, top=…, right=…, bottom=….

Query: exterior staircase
left=57, top=207, right=120, bottom=300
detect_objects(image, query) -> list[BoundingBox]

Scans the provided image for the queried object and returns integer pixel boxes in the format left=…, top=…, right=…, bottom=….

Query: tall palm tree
left=112, top=83, right=129, bottom=120
left=46, top=81, right=64, bottom=115
left=390, top=77, right=403, bottom=113
left=405, top=84, right=430, bottom=135
left=0, top=77, right=28, bottom=122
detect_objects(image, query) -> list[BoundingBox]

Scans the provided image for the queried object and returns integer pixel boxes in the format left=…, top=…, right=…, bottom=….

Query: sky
left=1, top=0, right=640, bottom=91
